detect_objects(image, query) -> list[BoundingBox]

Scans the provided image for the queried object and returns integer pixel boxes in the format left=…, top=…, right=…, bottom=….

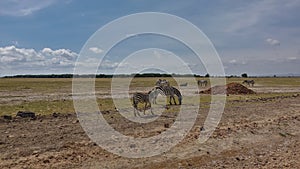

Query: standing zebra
left=171, top=86, right=182, bottom=105
left=132, top=91, right=154, bottom=117
left=242, top=80, right=255, bottom=86
left=155, top=79, right=170, bottom=87
left=198, top=80, right=208, bottom=87
left=152, top=86, right=182, bottom=105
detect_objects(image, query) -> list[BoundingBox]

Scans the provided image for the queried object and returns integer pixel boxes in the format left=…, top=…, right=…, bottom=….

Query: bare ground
left=0, top=93, right=299, bottom=168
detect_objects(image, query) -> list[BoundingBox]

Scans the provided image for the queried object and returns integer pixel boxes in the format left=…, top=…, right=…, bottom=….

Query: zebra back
left=153, top=86, right=182, bottom=105
left=154, top=86, right=174, bottom=96
left=132, top=92, right=153, bottom=116
left=132, top=92, right=150, bottom=106
left=171, top=86, right=182, bottom=104
left=155, top=79, right=170, bottom=87
left=242, top=80, right=255, bottom=85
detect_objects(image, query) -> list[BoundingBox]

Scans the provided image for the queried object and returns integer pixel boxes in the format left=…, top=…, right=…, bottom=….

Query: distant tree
left=205, top=73, right=210, bottom=77
left=274, top=75, right=277, bottom=77
left=241, top=73, right=248, bottom=78
left=228, top=75, right=237, bottom=78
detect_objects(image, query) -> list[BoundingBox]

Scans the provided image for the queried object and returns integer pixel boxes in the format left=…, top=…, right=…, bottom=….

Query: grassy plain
left=0, top=77, right=299, bottom=116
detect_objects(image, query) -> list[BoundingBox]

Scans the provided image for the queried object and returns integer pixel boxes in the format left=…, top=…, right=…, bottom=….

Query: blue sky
left=0, top=0, right=299, bottom=76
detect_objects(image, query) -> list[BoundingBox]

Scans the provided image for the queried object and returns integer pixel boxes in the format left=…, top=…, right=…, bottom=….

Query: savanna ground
left=0, top=77, right=300, bottom=168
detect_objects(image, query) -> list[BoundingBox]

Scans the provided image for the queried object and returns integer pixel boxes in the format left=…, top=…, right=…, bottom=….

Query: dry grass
left=0, top=77, right=299, bottom=116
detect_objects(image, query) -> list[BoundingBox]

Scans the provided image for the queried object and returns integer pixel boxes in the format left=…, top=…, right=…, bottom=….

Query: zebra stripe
left=242, top=80, right=255, bottom=86
left=155, top=79, right=170, bottom=87
left=198, top=80, right=208, bottom=87
left=153, top=86, right=182, bottom=105
left=132, top=92, right=153, bottom=116
left=172, top=86, right=182, bottom=105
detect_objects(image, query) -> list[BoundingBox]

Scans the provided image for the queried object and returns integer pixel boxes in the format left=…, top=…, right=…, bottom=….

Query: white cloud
left=266, top=38, right=280, bottom=46
left=12, top=41, right=19, bottom=46
left=1, top=56, right=19, bottom=63
left=0, top=0, right=58, bottom=16
left=287, top=57, right=297, bottom=61
left=0, top=46, right=78, bottom=75
left=229, top=59, right=237, bottom=64
left=0, top=46, right=43, bottom=63
left=228, top=59, right=247, bottom=65
left=89, top=47, right=103, bottom=54
left=100, top=60, right=119, bottom=69
left=42, top=47, right=78, bottom=60
left=216, top=1, right=300, bottom=34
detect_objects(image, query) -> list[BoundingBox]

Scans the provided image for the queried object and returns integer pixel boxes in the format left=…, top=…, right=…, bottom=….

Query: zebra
left=149, top=88, right=160, bottom=104
left=198, top=80, right=208, bottom=87
left=171, top=86, right=182, bottom=105
left=155, top=79, right=170, bottom=87
left=152, top=86, right=182, bottom=105
left=132, top=91, right=154, bottom=117
left=242, top=80, right=255, bottom=86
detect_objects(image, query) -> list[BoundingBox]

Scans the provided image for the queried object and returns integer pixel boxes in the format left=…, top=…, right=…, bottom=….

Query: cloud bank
left=0, top=0, right=58, bottom=16
left=266, top=38, right=280, bottom=46
left=0, top=46, right=78, bottom=75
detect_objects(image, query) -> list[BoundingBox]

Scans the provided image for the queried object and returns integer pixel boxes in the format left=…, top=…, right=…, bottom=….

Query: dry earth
left=0, top=90, right=300, bottom=168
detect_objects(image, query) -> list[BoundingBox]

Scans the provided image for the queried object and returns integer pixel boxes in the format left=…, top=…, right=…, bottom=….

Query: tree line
left=3, top=73, right=292, bottom=78
left=2, top=73, right=202, bottom=78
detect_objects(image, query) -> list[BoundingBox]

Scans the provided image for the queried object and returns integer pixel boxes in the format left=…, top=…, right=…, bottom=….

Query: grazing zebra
left=198, top=80, right=208, bottom=87
left=155, top=79, right=170, bottom=87
left=171, top=86, right=182, bottom=105
left=132, top=92, right=154, bottom=117
left=242, top=80, right=255, bottom=86
left=152, top=86, right=182, bottom=105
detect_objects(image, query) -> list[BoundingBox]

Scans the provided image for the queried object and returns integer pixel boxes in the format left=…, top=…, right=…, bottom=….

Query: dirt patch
left=0, top=95, right=300, bottom=168
left=199, top=82, right=256, bottom=95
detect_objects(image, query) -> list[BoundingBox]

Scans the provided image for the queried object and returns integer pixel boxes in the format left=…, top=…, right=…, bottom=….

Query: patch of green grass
left=1, top=92, right=297, bottom=116
left=1, top=77, right=299, bottom=116
left=0, top=78, right=73, bottom=93
left=0, top=99, right=75, bottom=116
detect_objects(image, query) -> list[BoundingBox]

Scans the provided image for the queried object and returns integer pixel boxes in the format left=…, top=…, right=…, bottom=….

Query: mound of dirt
left=200, top=82, right=256, bottom=95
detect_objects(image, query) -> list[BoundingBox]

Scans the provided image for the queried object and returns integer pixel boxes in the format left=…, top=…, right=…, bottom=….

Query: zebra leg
left=134, top=108, right=138, bottom=117
left=149, top=103, right=154, bottom=115
left=169, top=96, right=173, bottom=105
left=152, top=96, right=156, bottom=104
left=134, top=105, right=139, bottom=117
left=172, top=95, right=177, bottom=105
left=136, top=110, right=141, bottom=117
left=179, top=96, right=182, bottom=105
left=133, top=102, right=140, bottom=117
left=144, top=102, right=147, bottom=115
left=133, top=100, right=137, bottom=117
